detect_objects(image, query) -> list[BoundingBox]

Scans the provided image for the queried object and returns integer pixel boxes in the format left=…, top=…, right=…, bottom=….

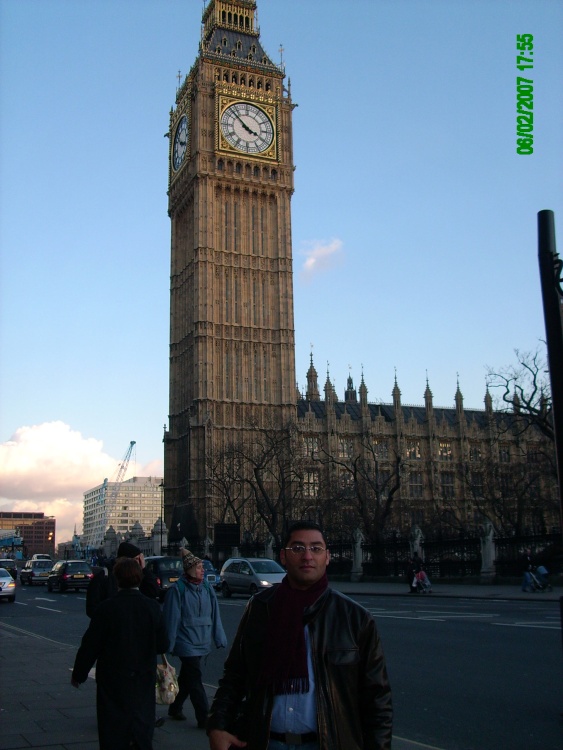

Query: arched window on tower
left=217, top=159, right=224, bottom=171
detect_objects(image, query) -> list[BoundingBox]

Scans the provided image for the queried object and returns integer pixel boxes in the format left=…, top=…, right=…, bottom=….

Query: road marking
left=392, top=735, right=447, bottom=750
left=35, top=597, right=57, bottom=602
left=492, top=623, right=559, bottom=630
left=37, top=606, right=63, bottom=613
left=370, top=614, right=446, bottom=621
left=0, top=621, right=75, bottom=646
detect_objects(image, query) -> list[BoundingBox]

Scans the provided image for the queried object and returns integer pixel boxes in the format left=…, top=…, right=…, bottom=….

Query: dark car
left=20, top=559, right=53, bottom=586
left=47, top=560, right=94, bottom=592
left=0, top=559, right=18, bottom=580
left=220, top=557, right=285, bottom=598
left=144, top=556, right=183, bottom=602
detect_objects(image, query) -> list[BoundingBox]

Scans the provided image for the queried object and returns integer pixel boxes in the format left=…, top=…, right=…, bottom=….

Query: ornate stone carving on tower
left=164, top=0, right=296, bottom=541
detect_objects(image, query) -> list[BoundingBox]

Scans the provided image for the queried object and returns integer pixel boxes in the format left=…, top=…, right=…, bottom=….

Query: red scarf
left=259, top=573, right=328, bottom=695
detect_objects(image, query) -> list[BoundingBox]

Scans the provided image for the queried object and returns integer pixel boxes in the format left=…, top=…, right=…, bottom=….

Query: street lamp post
left=159, top=481, right=165, bottom=555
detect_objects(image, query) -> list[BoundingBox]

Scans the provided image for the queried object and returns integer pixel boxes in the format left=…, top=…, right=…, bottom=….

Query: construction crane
left=92, top=441, right=136, bottom=548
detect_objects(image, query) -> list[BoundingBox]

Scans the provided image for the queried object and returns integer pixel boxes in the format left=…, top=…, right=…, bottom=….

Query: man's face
left=280, top=529, right=330, bottom=590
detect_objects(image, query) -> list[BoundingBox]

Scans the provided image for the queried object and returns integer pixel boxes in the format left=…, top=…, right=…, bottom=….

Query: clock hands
left=234, top=112, right=258, bottom=137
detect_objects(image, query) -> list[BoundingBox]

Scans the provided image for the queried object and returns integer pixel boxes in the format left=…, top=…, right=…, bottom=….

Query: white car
left=220, top=557, right=285, bottom=598
left=0, top=567, right=16, bottom=603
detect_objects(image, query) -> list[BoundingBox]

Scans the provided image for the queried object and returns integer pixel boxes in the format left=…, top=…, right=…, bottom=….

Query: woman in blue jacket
left=163, top=549, right=227, bottom=727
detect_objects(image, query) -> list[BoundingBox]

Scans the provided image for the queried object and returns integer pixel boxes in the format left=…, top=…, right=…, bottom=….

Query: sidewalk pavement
left=0, top=581, right=560, bottom=750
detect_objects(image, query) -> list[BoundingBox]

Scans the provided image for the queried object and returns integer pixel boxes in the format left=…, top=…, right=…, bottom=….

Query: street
left=1, top=582, right=562, bottom=750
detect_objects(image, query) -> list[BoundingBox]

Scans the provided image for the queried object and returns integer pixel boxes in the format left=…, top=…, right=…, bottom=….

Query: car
left=31, top=553, right=53, bottom=561
left=220, top=557, right=285, bottom=598
left=0, top=559, right=18, bottom=580
left=0, top=567, right=16, bottom=603
left=20, top=559, right=53, bottom=586
left=47, top=560, right=94, bottom=592
left=202, top=558, right=221, bottom=589
left=144, top=556, right=184, bottom=602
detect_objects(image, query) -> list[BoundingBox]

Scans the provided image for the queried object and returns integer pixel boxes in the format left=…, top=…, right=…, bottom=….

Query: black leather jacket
left=207, top=586, right=392, bottom=750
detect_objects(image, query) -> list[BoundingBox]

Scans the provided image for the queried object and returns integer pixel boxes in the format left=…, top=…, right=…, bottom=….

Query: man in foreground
left=207, top=521, right=392, bottom=750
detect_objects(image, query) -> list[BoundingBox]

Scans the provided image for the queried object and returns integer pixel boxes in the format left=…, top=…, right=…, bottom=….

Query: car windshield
left=250, top=560, right=284, bottom=574
left=203, top=560, right=215, bottom=570
left=159, top=559, right=183, bottom=573
left=34, top=561, right=52, bottom=569
left=67, top=563, right=91, bottom=572
left=0, top=560, right=15, bottom=567
left=0, top=568, right=12, bottom=578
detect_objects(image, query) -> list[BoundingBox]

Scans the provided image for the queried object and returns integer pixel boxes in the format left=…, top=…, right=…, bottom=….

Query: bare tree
left=314, top=436, right=404, bottom=544
left=486, top=347, right=553, bottom=442
left=208, top=422, right=306, bottom=549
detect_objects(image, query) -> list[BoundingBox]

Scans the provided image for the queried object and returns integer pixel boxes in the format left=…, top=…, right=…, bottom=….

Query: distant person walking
left=520, top=548, right=534, bottom=592
left=162, top=549, right=227, bottom=727
left=71, top=557, right=168, bottom=750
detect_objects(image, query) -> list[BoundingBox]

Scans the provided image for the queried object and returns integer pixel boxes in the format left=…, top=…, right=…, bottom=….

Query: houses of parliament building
left=163, top=0, right=557, bottom=546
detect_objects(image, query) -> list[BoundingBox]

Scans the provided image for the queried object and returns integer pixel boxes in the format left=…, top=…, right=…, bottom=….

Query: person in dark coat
left=86, top=541, right=159, bottom=617
left=71, top=557, right=169, bottom=750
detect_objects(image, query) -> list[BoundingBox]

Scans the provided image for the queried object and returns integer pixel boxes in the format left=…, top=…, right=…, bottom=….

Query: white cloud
left=299, top=238, right=343, bottom=282
left=0, top=422, right=163, bottom=545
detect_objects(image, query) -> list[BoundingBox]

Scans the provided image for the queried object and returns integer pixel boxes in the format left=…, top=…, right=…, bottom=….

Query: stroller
left=529, top=565, right=552, bottom=592
left=415, top=570, right=432, bottom=594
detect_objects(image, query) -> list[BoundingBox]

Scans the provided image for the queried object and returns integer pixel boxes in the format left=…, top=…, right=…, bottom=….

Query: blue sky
left=1, top=0, right=562, bottom=543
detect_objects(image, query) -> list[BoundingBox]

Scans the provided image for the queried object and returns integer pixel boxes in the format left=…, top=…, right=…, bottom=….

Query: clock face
left=172, top=115, right=188, bottom=171
left=220, top=102, right=274, bottom=154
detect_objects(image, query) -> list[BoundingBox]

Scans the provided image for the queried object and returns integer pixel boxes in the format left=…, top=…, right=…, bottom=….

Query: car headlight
left=259, top=580, right=272, bottom=587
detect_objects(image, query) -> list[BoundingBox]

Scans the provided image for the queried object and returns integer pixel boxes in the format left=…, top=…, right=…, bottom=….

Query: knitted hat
left=180, top=548, right=202, bottom=573
left=117, top=541, right=141, bottom=558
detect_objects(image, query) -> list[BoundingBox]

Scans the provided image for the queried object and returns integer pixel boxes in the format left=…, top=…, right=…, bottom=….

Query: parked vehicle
left=0, top=559, right=18, bottom=580
left=144, top=556, right=183, bottom=602
left=220, top=557, right=285, bottom=598
left=202, top=558, right=221, bottom=589
left=20, top=559, right=53, bottom=586
left=0, top=568, right=16, bottom=602
left=47, top=560, right=94, bottom=592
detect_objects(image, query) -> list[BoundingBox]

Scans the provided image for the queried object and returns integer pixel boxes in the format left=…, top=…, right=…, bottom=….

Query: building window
left=470, top=472, right=483, bottom=499
left=405, top=440, right=421, bottom=460
left=409, top=471, right=423, bottom=499
left=303, top=436, right=319, bottom=457
left=441, top=472, right=455, bottom=499
left=438, top=441, right=452, bottom=461
left=373, top=440, right=389, bottom=461
left=499, top=445, right=511, bottom=463
left=303, top=471, right=319, bottom=499
left=338, top=439, right=353, bottom=459
left=469, top=444, right=481, bottom=462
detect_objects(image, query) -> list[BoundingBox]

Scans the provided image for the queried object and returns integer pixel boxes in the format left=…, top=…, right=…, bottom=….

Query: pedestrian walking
left=86, top=541, right=159, bottom=617
left=207, top=520, right=393, bottom=750
left=162, top=548, right=227, bottom=727
left=520, top=548, right=534, bottom=592
left=71, top=557, right=168, bottom=750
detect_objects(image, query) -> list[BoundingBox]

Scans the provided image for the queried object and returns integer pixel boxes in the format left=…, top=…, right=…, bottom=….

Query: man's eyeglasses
left=284, top=544, right=327, bottom=556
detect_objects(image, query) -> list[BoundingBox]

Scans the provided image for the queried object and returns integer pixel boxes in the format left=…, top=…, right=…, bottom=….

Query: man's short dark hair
left=113, top=557, right=143, bottom=589
left=282, top=521, right=328, bottom=550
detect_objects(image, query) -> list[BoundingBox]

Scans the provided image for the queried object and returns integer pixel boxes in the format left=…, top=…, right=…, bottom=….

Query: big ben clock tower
left=165, top=0, right=296, bottom=542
